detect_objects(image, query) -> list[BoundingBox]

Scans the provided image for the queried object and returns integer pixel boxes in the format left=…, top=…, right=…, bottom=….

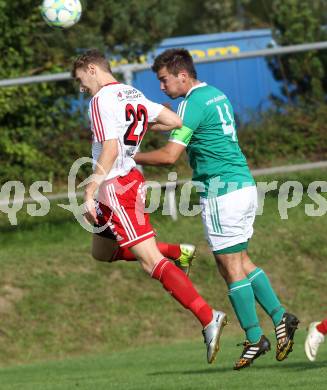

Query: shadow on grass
left=148, top=361, right=326, bottom=376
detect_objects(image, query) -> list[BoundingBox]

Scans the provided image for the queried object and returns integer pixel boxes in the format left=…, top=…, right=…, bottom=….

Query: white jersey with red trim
left=89, top=82, right=163, bottom=180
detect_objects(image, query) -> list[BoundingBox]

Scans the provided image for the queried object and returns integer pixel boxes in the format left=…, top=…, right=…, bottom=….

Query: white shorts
left=200, top=186, right=257, bottom=253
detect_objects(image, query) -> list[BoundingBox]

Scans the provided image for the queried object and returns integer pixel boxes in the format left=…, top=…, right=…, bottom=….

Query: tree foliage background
left=269, top=0, right=327, bottom=102
left=0, top=0, right=181, bottom=185
left=0, top=0, right=326, bottom=186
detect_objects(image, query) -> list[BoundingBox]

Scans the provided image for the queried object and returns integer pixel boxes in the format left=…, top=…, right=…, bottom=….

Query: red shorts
left=96, top=168, right=155, bottom=248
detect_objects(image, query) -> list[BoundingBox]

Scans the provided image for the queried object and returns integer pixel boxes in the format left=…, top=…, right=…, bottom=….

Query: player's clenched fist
left=83, top=197, right=98, bottom=225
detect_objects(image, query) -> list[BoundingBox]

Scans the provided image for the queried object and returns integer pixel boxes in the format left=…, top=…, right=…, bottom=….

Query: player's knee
left=242, top=251, right=251, bottom=263
left=137, top=256, right=158, bottom=275
left=215, top=253, right=244, bottom=279
left=139, top=260, right=153, bottom=275
left=241, top=251, right=256, bottom=272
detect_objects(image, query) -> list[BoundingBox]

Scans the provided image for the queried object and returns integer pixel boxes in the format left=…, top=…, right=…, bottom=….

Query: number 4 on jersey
left=216, top=103, right=236, bottom=141
left=124, top=104, right=148, bottom=146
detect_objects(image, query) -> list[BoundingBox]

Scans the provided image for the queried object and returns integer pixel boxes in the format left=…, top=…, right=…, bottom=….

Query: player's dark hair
left=72, top=49, right=111, bottom=77
left=152, top=48, right=197, bottom=79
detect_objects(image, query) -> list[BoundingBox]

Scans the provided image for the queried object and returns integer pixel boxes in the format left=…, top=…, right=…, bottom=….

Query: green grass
left=0, top=169, right=326, bottom=368
left=0, top=331, right=326, bottom=390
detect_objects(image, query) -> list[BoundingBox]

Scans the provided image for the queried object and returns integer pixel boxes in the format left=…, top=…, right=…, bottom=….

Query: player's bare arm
left=134, top=141, right=185, bottom=166
left=84, top=139, right=118, bottom=224
left=149, top=106, right=182, bottom=132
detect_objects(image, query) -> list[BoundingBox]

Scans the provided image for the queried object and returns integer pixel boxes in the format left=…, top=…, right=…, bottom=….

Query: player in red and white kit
left=72, top=49, right=227, bottom=364
left=86, top=64, right=195, bottom=274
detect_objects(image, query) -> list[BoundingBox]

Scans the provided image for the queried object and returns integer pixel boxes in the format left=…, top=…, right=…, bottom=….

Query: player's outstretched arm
left=134, top=141, right=185, bottom=166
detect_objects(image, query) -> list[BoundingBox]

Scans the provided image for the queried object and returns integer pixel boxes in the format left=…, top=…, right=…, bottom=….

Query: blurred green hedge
left=1, top=99, right=326, bottom=186
left=239, top=103, right=327, bottom=168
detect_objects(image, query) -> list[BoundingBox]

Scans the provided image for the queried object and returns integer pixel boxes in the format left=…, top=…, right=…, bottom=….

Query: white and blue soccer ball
left=41, top=0, right=82, bottom=29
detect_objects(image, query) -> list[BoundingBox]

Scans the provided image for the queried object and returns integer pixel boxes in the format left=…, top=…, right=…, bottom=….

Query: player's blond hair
left=72, top=49, right=111, bottom=78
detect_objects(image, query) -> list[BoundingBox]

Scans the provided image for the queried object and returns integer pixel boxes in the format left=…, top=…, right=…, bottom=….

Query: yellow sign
left=109, top=46, right=241, bottom=67
left=190, top=46, right=240, bottom=59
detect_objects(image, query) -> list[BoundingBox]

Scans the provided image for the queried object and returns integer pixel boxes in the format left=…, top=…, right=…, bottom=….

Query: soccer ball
left=40, top=0, right=82, bottom=29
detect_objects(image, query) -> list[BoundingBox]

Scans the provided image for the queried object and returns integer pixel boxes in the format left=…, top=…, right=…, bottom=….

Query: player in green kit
left=134, top=48, right=299, bottom=370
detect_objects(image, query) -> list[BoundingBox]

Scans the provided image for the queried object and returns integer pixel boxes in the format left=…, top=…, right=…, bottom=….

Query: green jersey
left=169, top=82, right=255, bottom=197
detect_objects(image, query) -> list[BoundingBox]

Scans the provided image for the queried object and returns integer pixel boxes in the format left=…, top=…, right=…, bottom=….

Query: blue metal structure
left=133, top=29, right=282, bottom=122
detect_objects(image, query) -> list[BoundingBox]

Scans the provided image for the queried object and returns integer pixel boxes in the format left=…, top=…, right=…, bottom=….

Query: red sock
left=316, top=318, right=327, bottom=335
left=113, top=247, right=137, bottom=261
left=113, top=242, right=181, bottom=262
left=151, top=258, right=213, bottom=327
left=156, top=242, right=181, bottom=260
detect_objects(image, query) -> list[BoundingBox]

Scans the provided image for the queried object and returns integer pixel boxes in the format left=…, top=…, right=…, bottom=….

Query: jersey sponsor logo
left=123, top=88, right=142, bottom=100
left=206, top=95, right=227, bottom=106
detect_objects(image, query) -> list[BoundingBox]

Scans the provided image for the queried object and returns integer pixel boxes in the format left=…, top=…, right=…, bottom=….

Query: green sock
left=247, top=268, right=285, bottom=326
left=228, top=278, right=263, bottom=343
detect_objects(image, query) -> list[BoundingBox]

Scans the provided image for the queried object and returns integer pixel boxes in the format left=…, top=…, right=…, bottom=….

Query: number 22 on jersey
left=124, top=103, right=148, bottom=146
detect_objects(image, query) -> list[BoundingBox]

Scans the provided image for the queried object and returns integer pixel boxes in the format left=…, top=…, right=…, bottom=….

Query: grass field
left=0, top=169, right=326, bottom=385
left=0, top=331, right=326, bottom=390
